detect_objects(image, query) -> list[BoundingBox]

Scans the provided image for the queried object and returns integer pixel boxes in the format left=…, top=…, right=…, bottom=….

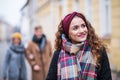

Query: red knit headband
left=62, top=12, right=85, bottom=36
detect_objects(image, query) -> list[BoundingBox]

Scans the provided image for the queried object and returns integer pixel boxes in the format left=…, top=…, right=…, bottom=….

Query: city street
left=0, top=42, right=120, bottom=80
left=0, top=42, right=8, bottom=80
left=0, top=0, right=120, bottom=80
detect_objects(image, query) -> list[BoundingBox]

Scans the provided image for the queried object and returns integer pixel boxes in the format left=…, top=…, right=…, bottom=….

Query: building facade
left=22, top=0, right=120, bottom=70
left=0, top=19, right=14, bottom=42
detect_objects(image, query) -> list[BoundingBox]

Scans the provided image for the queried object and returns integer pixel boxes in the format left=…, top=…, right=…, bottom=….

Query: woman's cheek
left=71, top=31, right=76, bottom=37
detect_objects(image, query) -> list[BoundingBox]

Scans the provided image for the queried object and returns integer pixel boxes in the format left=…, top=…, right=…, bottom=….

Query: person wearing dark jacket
left=46, top=12, right=112, bottom=80
left=2, top=32, right=27, bottom=80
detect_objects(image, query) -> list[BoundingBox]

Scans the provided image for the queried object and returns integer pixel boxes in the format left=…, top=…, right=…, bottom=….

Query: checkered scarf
left=57, top=34, right=97, bottom=80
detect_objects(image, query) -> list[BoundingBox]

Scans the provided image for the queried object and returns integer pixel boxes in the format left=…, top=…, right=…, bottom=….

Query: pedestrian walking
left=26, top=26, right=52, bottom=80
left=2, top=32, right=27, bottom=80
left=46, top=12, right=112, bottom=80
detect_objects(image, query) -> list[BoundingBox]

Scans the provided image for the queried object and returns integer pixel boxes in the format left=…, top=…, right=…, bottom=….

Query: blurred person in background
left=2, top=32, right=27, bottom=80
left=46, top=12, right=112, bottom=80
left=26, top=26, right=52, bottom=80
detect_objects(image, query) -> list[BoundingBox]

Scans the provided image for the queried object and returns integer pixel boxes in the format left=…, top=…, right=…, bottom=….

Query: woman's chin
left=77, top=38, right=87, bottom=42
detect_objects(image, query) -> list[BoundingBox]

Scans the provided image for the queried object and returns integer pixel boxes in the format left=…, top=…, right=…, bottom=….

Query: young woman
left=46, top=12, right=112, bottom=80
left=2, top=32, right=27, bottom=80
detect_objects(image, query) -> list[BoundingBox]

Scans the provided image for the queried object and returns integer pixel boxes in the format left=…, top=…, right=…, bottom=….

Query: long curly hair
left=55, top=13, right=105, bottom=66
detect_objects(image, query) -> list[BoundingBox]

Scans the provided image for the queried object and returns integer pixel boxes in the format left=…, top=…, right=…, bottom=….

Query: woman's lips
left=77, top=33, right=86, bottom=38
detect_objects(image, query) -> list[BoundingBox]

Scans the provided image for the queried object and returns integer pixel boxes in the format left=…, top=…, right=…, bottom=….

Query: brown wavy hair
left=55, top=13, right=105, bottom=66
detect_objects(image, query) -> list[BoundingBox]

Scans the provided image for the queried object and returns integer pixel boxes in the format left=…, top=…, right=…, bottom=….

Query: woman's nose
left=78, top=27, right=84, bottom=33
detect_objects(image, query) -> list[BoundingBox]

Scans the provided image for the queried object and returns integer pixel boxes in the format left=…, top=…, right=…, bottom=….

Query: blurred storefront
left=21, top=0, right=120, bottom=70
left=0, top=20, right=7, bottom=42
left=0, top=19, right=15, bottom=42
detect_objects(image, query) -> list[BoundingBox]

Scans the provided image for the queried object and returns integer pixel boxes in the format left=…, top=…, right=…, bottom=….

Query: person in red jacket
left=46, top=12, right=112, bottom=80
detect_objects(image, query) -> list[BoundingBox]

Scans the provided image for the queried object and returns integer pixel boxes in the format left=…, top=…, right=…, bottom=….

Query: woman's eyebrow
left=81, top=23, right=86, bottom=25
left=72, top=24, right=79, bottom=27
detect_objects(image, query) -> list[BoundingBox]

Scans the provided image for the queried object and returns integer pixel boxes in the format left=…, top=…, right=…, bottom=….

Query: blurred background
left=0, top=0, right=120, bottom=80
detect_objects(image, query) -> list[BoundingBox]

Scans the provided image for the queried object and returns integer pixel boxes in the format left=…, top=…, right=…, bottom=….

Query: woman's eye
left=73, top=25, right=79, bottom=30
left=81, top=24, right=86, bottom=28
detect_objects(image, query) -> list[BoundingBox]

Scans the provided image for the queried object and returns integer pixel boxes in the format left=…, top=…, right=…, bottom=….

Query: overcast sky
left=0, top=0, right=27, bottom=26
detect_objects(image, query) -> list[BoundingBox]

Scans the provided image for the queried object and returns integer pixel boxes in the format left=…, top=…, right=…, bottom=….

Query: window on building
left=73, top=0, right=79, bottom=11
left=99, top=0, right=111, bottom=38
left=85, top=0, right=93, bottom=23
left=62, top=0, right=68, bottom=17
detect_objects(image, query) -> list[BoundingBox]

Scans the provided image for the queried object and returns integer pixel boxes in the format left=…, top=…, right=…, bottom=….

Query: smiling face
left=34, top=28, right=43, bottom=39
left=69, top=16, right=88, bottom=44
left=13, top=38, right=21, bottom=46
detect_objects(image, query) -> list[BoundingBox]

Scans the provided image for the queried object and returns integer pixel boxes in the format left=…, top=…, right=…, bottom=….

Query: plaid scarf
left=57, top=34, right=97, bottom=80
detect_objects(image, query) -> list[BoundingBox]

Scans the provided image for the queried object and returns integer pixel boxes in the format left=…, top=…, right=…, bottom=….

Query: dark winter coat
left=46, top=47, right=112, bottom=80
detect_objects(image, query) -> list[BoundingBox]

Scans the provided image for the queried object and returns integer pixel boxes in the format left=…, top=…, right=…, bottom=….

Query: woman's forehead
left=70, top=17, right=85, bottom=25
